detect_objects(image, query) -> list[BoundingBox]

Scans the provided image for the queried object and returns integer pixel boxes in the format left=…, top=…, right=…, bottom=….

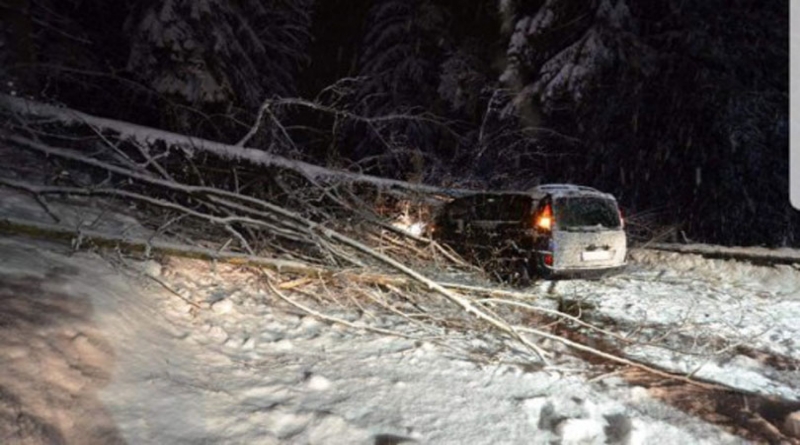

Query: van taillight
left=544, top=254, right=553, bottom=266
left=618, top=209, right=624, bottom=229
left=535, top=204, right=553, bottom=231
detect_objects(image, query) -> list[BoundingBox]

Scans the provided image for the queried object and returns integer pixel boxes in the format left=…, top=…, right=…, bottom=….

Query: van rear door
left=550, top=196, right=626, bottom=270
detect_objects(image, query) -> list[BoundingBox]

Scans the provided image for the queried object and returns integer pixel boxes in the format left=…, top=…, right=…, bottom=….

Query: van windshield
left=554, top=197, right=621, bottom=230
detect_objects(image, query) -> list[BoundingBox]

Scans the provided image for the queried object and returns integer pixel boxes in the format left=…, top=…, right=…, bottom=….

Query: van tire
left=514, top=260, right=532, bottom=287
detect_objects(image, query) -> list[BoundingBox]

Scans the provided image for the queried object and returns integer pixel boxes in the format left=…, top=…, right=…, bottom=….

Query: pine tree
left=437, top=43, right=489, bottom=119
left=501, top=0, right=648, bottom=114
left=341, top=0, right=451, bottom=172
left=498, top=0, right=791, bottom=245
left=125, top=0, right=313, bottom=135
left=356, top=0, right=448, bottom=114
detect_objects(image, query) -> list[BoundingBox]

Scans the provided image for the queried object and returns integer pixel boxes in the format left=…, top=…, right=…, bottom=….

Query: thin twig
left=262, top=270, right=420, bottom=339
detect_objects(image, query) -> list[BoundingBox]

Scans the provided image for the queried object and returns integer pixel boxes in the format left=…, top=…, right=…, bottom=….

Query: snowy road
left=534, top=249, right=800, bottom=401
left=1, top=235, right=799, bottom=444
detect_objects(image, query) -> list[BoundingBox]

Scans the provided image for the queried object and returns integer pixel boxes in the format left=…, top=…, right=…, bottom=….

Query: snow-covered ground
left=535, top=250, right=800, bottom=401
left=1, top=183, right=800, bottom=443
left=1, top=235, right=771, bottom=445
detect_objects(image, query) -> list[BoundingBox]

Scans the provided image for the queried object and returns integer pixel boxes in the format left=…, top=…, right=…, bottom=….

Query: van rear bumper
left=527, top=251, right=625, bottom=278
left=541, top=263, right=627, bottom=279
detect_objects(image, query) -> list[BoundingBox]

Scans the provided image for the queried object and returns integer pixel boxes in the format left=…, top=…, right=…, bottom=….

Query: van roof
left=527, top=184, right=617, bottom=201
left=448, top=184, right=617, bottom=203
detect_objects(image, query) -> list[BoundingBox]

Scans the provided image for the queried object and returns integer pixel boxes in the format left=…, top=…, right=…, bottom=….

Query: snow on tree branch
left=0, top=94, right=466, bottom=198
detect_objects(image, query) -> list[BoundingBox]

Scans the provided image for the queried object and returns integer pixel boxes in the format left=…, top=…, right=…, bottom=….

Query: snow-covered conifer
left=125, top=0, right=313, bottom=111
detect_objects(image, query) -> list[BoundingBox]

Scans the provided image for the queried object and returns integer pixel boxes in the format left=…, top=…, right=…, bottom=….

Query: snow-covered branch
left=0, top=94, right=467, bottom=198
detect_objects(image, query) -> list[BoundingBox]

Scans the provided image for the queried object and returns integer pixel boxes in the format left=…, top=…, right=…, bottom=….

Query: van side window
left=474, top=196, right=497, bottom=220
left=442, top=195, right=476, bottom=232
left=506, top=196, right=532, bottom=221
left=470, top=195, right=532, bottom=222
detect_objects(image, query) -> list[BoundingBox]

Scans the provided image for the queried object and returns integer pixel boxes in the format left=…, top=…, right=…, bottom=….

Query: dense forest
left=0, top=0, right=793, bottom=246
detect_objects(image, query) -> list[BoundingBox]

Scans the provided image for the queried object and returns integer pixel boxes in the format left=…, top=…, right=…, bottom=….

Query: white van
left=434, top=184, right=627, bottom=279
left=527, top=184, right=627, bottom=277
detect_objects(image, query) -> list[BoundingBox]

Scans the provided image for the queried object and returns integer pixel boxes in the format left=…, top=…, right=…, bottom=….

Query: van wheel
left=514, top=261, right=531, bottom=287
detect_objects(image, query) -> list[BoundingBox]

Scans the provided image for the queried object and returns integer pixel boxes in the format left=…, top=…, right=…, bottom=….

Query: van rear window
left=554, top=197, right=621, bottom=229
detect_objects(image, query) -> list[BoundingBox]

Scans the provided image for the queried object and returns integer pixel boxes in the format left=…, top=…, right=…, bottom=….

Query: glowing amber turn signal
left=535, top=204, right=553, bottom=231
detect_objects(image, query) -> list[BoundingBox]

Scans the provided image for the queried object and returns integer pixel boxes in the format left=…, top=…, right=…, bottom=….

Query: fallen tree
left=0, top=94, right=469, bottom=199
left=0, top=211, right=729, bottom=389
left=0, top=95, right=767, bottom=391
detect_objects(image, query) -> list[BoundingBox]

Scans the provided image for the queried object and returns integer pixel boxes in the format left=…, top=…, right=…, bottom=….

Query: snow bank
left=648, top=242, right=800, bottom=266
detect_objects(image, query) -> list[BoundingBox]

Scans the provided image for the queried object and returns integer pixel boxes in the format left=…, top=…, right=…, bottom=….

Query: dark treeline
left=1, top=0, right=794, bottom=246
